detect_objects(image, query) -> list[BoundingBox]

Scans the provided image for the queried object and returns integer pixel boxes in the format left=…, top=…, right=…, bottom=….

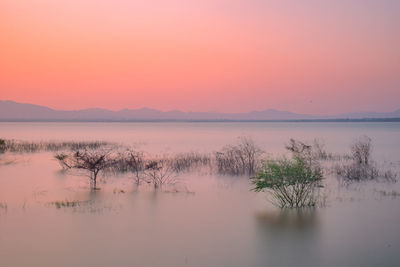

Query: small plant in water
left=0, top=139, right=6, bottom=153
left=335, top=136, right=397, bottom=183
left=252, top=157, right=323, bottom=208
left=113, top=188, right=125, bottom=194
left=54, top=149, right=112, bottom=189
left=50, top=200, right=81, bottom=209
left=215, top=136, right=263, bottom=176
left=144, top=160, right=176, bottom=189
left=351, top=135, right=372, bottom=165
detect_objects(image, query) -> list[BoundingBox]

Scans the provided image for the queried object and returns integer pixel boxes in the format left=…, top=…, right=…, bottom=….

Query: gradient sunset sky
left=1, top=0, right=399, bottom=114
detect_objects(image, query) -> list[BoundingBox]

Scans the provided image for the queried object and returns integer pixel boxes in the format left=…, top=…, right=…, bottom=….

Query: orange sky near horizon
left=1, top=0, right=399, bottom=114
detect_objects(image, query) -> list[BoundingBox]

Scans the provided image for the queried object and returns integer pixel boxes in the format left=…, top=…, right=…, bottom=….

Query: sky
left=0, top=0, right=399, bottom=114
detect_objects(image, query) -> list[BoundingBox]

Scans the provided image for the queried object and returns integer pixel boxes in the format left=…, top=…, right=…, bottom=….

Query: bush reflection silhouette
left=255, top=208, right=319, bottom=230
left=254, top=208, right=322, bottom=266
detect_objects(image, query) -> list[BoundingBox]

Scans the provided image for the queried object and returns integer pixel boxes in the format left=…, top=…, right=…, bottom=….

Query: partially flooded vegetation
left=49, top=200, right=82, bottom=209
left=252, top=157, right=323, bottom=208
left=1, top=122, right=400, bottom=267
left=0, top=134, right=397, bottom=198
left=0, top=139, right=111, bottom=153
left=334, top=136, right=397, bottom=183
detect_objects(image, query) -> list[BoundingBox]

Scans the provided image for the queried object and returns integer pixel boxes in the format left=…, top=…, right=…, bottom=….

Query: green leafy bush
left=252, top=157, right=323, bottom=208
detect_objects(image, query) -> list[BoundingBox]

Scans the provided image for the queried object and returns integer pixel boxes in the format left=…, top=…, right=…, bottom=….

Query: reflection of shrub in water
left=255, top=208, right=318, bottom=230
left=0, top=202, right=7, bottom=214
left=375, top=189, right=400, bottom=198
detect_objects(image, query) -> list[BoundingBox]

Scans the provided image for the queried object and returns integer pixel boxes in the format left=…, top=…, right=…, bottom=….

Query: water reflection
left=254, top=208, right=322, bottom=266
left=0, top=122, right=400, bottom=266
left=46, top=189, right=121, bottom=214
left=0, top=202, right=7, bottom=215
left=255, top=208, right=319, bottom=230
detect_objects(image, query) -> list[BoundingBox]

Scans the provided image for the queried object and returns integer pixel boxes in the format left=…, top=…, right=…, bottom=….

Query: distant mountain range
left=1, top=100, right=400, bottom=121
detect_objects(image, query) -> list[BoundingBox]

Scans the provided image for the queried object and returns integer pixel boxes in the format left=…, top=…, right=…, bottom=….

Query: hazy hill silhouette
left=1, top=100, right=399, bottom=121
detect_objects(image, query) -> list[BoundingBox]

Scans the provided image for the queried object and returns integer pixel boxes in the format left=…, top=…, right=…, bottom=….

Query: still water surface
left=0, top=122, right=399, bottom=266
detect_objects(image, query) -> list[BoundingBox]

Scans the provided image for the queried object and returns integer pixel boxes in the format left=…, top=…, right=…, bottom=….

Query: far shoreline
left=0, top=118, right=400, bottom=123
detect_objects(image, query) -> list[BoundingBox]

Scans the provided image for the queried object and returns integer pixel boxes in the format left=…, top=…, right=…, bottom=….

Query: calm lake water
left=0, top=122, right=400, bottom=267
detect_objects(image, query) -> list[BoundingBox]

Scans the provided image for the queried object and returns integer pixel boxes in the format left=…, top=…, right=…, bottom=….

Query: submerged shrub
left=54, top=149, right=113, bottom=189
left=167, top=152, right=211, bottom=173
left=335, top=136, right=396, bottom=183
left=335, top=136, right=374, bottom=183
left=144, top=160, right=176, bottom=189
left=285, top=139, right=313, bottom=161
left=121, top=150, right=145, bottom=186
left=252, top=157, right=323, bottom=208
left=311, top=139, right=331, bottom=160
left=0, top=139, right=6, bottom=153
left=351, top=135, right=372, bottom=165
left=215, top=136, right=263, bottom=176
left=285, top=138, right=334, bottom=163
left=54, top=153, right=70, bottom=169
left=50, top=200, right=81, bottom=209
left=107, top=150, right=144, bottom=173
left=335, top=162, right=378, bottom=182
left=335, top=161, right=396, bottom=183
left=4, top=139, right=110, bottom=153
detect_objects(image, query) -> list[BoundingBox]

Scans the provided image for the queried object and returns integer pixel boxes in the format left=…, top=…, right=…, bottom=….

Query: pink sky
left=1, top=0, right=399, bottom=114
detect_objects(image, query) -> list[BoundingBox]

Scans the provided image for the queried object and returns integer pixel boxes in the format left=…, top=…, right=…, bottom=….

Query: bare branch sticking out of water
left=165, top=152, right=212, bottom=173
left=144, top=159, right=177, bottom=189
left=54, top=148, right=114, bottom=189
left=215, top=136, right=263, bottom=176
left=106, top=149, right=146, bottom=186
left=334, top=136, right=397, bottom=183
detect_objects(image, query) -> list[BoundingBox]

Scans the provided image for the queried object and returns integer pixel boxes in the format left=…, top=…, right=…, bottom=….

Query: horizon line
left=2, top=99, right=399, bottom=117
